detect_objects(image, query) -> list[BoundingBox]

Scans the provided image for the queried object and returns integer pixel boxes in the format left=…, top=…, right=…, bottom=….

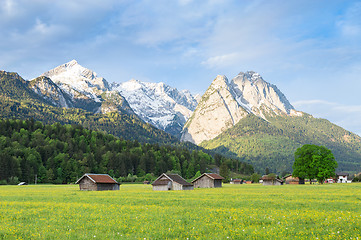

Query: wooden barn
left=152, top=173, right=193, bottom=191
left=192, top=173, right=224, bottom=188
left=261, top=175, right=284, bottom=186
left=76, top=173, right=120, bottom=191
left=283, top=174, right=300, bottom=184
left=230, top=179, right=243, bottom=184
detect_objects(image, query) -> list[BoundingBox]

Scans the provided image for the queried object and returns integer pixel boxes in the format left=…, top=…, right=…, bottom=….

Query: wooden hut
left=230, top=179, right=243, bottom=184
left=76, top=173, right=120, bottom=191
left=336, top=172, right=352, bottom=183
left=192, top=173, right=224, bottom=188
left=261, top=175, right=284, bottom=186
left=152, top=173, right=193, bottom=191
left=283, top=174, right=300, bottom=184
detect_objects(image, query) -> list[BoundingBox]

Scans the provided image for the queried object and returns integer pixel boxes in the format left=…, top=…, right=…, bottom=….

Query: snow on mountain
left=181, top=72, right=301, bottom=144
left=39, top=60, right=132, bottom=114
left=36, top=60, right=199, bottom=137
left=29, top=76, right=73, bottom=108
left=230, top=71, right=294, bottom=116
left=42, top=60, right=110, bottom=103
left=113, top=79, right=199, bottom=136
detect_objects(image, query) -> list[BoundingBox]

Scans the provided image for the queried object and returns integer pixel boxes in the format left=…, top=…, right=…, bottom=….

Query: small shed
left=230, top=179, right=243, bottom=184
left=192, top=173, right=224, bottom=188
left=76, top=173, right=120, bottom=191
left=261, top=176, right=283, bottom=186
left=336, top=172, right=352, bottom=183
left=283, top=174, right=300, bottom=184
left=152, top=173, right=193, bottom=191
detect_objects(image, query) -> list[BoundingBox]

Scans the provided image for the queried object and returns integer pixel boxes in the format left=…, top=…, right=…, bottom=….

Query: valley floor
left=1, top=184, right=361, bottom=239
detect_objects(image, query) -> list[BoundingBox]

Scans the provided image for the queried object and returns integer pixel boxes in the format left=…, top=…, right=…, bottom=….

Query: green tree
left=219, top=162, right=230, bottom=183
left=293, top=144, right=337, bottom=184
left=192, top=170, right=201, bottom=180
left=250, top=173, right=261, bottom=183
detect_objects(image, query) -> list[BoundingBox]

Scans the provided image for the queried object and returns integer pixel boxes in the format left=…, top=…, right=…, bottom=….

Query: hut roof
left=192, top=173, right=224, bottom=183
left=231, top=179, right=242, bottom=182
left=152, top=179, right=170, bottom=186
left=261, top=177, right=283, bottom=183
left=152, top=173, right=193, bottom=186
left=75, top=173, right=119, bottom=184
left=282, top=174, right=293, bottom=179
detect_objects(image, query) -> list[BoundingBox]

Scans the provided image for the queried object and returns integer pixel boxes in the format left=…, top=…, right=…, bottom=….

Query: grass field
left=1, top=184, right=361, bottom=239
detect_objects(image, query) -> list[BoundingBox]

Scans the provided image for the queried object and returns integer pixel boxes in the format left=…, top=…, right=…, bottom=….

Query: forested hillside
left=0, top=70, right=180, bottom=144
left=0, top=119, right=254, bottom=184
left=201, top=112, right=361, bottom=174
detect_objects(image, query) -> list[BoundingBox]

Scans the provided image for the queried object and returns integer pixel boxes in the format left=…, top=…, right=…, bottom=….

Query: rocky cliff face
left=181, top=75, right=248, bottom=144
left=29, top=76, right=73, bottom=108
left=230, top=71, right=294, bottom=117
left=181, top=72, right=298, bottom=144
left=113, top=79, right=199, bottom=137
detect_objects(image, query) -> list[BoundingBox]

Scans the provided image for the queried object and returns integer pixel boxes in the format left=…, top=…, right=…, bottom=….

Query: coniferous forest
left=0, top=118, right=254, bottom=184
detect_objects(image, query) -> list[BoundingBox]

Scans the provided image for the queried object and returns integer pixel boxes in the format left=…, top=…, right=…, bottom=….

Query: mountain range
left=37, top=60, right=198, bottom=137
left=1, top=60, right=361, bottom=173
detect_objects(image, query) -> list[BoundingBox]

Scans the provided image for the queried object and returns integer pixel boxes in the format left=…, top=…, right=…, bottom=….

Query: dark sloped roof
left=192, top=173, right=224, bottom=183
left=152, top=179, right=170, bottom=186
left=75, top=174, right=119, bottom=184
left=152, top=173, right=193, bottom=186
left=261, top=176, right=283, bottom=182
left=206, top=173, right=224, bottom=180
left=231, top=179, right=242, bottom=182
left=167, top=174, right=193, bottom=186
left=282, top=174, right=293, bottom=179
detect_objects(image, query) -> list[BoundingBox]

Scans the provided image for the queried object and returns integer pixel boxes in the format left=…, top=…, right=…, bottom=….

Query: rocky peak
left=231, top=71, right=294, bottom=115
left=114, top=79, right=199, bottom=137
left=182, top=71, right=296, bottom=145
left=208, top=75, right=229, bottom=91
left=181, top=75, right=248, bottom=144
left=42, top=60, right=111, bottom=93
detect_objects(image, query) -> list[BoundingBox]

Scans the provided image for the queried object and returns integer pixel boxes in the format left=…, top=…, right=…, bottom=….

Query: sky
left=1, top=0, right=361, bottom=135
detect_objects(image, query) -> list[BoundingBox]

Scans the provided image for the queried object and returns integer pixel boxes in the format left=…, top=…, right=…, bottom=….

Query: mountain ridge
left=3, top=61, right=361, bottom=173
left=181, top=72, right=301, bottom=144
left=38, top=60, right=199, bottom=137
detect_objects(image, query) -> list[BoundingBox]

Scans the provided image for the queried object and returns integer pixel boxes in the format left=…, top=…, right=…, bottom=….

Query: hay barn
left=230, top=179, right=243, bottom=184
left=283, top=174, right=300, bottom=184
left=76, top=173, right=120, bottom=191
left=192, top=173, right=224, bottom=188
left=261, top=176, right=284, bottom=186
left=152, top=173, right=193, bottom=191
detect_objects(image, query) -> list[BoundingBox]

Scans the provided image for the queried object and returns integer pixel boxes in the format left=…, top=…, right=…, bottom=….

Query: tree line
left=0, top=118, right=254, bottom=184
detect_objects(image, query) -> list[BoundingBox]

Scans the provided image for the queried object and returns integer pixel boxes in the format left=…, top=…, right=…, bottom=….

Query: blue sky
left=1, top=0, right=361, bottom=135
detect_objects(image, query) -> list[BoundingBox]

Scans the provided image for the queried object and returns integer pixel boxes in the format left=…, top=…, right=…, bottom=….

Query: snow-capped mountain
left=42, top=60, right=110, bottom=102
left=113, top=79, right=199, bottom=137
left=34, top=60, right=199, bottom=137
left=230, top=71, right=295, bottom=117
left=181, top=72, right=302, bottom=144
left=29, top=76, right=73, bottom=108
left=39, top=60, right=133, bottom=114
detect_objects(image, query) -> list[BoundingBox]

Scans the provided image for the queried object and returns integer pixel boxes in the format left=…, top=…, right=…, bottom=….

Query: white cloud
left=337, top=2, right=361, bottom=38
left=201, top=53, right=239, bottom=68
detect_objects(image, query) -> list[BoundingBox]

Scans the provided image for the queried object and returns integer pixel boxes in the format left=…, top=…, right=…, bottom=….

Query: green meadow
left=1, top=184, right=361, bottom=239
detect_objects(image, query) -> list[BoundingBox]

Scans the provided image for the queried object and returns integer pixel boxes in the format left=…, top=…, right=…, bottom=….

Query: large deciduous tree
left=293, top=144, right=337, bottom=184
